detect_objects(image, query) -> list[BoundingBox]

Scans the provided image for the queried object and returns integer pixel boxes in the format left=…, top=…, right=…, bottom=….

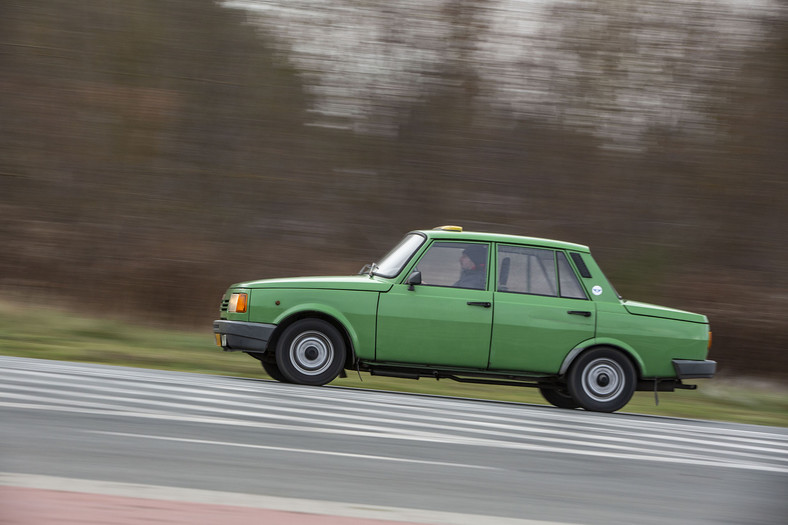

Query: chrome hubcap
left=581, top=358, right=624, bottom=401
left=290, top=331, right=333, bottom=376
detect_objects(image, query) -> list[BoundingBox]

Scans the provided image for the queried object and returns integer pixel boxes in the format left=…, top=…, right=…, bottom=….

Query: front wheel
left=567, top=348, right=636, bottom=413
left=261, top=359, right=291, bottom=383
left=275, top=319, right=346, bottom=386
left=247, top=352, right=291, bottom=383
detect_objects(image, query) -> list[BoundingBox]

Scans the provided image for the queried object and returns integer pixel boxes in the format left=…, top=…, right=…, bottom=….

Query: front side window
left=373, top=233, right=426, bottom=278
left=497, top=245, right=557, bottom=296
left=414, top=242, right=489, bottom=290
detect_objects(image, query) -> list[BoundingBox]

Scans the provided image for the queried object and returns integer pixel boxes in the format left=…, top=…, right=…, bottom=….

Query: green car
left=213, top=226, right=715, bottom=412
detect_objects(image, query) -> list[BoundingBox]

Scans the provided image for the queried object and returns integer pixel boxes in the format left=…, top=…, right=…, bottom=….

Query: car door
left=375, top=241, right=493, bottom=368
left=489, top=245, right=595, bottom=373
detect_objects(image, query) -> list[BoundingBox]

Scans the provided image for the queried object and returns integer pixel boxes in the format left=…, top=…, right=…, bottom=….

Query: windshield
left=372, top=233, right=425, bottom=278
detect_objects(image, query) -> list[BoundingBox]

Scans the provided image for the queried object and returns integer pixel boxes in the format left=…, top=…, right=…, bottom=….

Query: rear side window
left=557, top=252, right=587, bottom=299
left=497, top=245, right=557, bottom=296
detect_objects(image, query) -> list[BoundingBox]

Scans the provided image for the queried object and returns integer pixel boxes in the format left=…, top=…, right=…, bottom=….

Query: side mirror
left=406, top=271, right=422, bottom=291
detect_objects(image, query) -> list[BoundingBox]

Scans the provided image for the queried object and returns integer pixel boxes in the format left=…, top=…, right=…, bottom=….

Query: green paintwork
left=594, top=301, right=709, bottom=377
left=376, top=283, right=493, bottom=367
left=490, top=293, right=595, bottom=373
left=622, top=300, right=707, bottom=324
left=247, top=287, right=379, bottom=360
left=415, top=230, right=591, bottom=253
left=238, top=275, right=394, bottom=292
left=217, top=228, right=711, bottom=381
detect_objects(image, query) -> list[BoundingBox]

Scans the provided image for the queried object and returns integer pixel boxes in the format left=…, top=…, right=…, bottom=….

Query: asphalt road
left=1, top=356, right=787, bottom=524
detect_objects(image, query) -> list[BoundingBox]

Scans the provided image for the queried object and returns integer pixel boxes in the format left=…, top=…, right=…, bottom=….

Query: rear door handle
left=567, top=310, right=592, bottom=317
left=467, top=301, right=492, bottom=308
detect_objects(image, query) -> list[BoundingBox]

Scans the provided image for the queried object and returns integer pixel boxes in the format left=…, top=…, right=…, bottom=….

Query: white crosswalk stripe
left=1, top=356, right=787, bottom=474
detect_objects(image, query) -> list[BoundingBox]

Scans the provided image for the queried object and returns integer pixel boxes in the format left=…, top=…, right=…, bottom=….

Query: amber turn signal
left=228, top=292, right=248, bottom=313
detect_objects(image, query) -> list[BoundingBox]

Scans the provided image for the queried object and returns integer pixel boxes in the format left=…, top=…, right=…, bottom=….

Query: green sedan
left=214, top=226, right=715, bottom=412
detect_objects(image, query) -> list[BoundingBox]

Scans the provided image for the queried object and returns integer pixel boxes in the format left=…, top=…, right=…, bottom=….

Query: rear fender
left=559, top=338, right=645, bottom=378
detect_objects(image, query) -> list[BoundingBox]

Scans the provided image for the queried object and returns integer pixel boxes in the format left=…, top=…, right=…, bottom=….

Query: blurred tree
left=0, top=0, right=785, bottom=376
left=0, top=0, right=311, bottom=319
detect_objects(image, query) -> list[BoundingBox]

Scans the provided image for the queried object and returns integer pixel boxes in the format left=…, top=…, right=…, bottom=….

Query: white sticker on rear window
left=592, top=285, right=603, bottom=296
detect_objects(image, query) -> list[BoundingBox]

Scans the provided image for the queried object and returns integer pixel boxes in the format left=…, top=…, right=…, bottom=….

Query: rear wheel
left=275, top=319, right=346, bottom=386
left=567, top=347, right=636, bottom=413
left=539, top=385, right=580, bottom=409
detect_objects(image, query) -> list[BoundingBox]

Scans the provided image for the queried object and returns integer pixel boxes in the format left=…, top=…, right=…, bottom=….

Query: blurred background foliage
left=0, top=0, right=785, bottom=377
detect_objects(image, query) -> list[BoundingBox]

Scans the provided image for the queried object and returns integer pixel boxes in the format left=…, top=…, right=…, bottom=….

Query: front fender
left=274, top=302, right=364, bottom=359
left=249, top=288, right=378, bottom=361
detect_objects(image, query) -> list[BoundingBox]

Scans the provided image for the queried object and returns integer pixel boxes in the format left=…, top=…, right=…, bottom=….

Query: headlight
left=228, top=292, right=248, bottom=313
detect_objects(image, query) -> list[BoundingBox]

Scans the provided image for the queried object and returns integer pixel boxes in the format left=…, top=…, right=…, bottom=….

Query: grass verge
left=1, top=299, right=786, bottom=427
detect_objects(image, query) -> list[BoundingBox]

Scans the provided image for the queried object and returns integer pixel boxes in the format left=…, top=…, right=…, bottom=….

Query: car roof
left=412, top=228, right=590, bottom=253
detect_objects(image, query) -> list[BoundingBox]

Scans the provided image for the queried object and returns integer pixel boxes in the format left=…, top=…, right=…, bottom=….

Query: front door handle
left=567, top=310, right=592, bottom=317
left=467, top=301, right=492, bottom=308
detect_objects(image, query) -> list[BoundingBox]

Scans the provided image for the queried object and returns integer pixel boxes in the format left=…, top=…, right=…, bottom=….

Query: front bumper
left=672, top=359, right=717, bottom=379
left=213, top=320, right=276, bottom=352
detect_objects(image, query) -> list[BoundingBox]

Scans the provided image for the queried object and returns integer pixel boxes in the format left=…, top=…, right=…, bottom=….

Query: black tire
left=245, top=352, right=291, bottom=383
left=539, top=385, right=580, bottom=409
left=567, top=347, right=636, bottom=413
left=261, top=359, right=291, bottom=383
left=275, top=319, right=346, bottom=386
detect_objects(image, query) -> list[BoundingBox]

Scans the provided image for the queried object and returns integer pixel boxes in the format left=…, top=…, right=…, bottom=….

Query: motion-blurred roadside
left=0, top=0, right=785, bottom=378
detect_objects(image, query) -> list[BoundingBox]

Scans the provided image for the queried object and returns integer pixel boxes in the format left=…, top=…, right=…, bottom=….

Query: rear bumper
left=213, top=320, right=276, bottom=353
left=672, top=359, right=717, bottom=379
